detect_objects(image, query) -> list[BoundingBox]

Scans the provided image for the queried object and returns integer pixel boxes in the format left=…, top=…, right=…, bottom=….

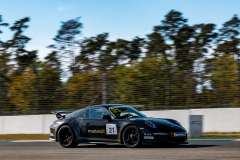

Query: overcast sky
left=1, top=0, right=240, bottom=60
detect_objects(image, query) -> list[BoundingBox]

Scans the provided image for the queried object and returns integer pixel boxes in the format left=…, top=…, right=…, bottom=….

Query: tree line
left=0, top=10, right=240, bottom=114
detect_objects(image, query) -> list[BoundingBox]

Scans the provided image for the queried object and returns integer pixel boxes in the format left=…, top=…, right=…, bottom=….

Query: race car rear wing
left=51, top=111, right=73, bottom=120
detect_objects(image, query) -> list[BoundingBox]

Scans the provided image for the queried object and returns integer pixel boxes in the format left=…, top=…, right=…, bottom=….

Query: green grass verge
left=189, top=135, right=240, bottom=139
left=189, top=132, right=240, bottom=139
left=0, top=132, right=240, bottom=140
left=0, top=134, right=49, bottom=140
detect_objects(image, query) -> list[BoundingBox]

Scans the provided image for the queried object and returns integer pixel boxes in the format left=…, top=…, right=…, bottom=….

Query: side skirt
left=77, top=138, right=120, bottom=143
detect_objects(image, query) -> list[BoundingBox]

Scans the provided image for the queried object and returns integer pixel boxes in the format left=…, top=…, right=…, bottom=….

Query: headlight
left=145, top=121, right=157, bottom=129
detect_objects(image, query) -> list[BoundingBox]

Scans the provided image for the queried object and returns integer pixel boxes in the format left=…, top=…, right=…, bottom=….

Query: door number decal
left=106, top=124, right=117, bottom=135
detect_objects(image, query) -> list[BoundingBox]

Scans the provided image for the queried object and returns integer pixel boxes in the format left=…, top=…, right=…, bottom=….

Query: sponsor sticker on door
left=106, top=124, right=117, bottom=135
left=88, top=129, right=105, bottom=134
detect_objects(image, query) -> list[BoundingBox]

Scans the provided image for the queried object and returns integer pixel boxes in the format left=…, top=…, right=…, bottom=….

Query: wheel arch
left=55, top=123, right=77, bottom=142
left=119, top=124, right=142, bottom=144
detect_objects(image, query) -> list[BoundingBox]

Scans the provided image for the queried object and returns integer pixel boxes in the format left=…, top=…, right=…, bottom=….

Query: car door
left=84, top=107, right=119, bottom=141
left=72, top=109, right=89, bottom=141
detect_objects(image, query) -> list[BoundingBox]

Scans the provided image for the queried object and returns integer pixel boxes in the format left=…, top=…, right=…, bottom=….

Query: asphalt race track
left=0, top=141, right=240, bottom=160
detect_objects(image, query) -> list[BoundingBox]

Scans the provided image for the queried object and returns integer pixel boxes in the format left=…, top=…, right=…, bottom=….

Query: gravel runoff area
left=0, top=141, right=240, bottom=160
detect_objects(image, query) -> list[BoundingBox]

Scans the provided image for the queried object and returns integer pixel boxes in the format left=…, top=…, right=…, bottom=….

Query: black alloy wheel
left=122, top=125, right=141, bottom=148
left=58, top=125, right=77, bottom=148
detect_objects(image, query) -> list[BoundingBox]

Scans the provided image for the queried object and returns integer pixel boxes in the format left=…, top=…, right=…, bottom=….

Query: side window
left=74, top=109, right=89, bottom=118
left=89, top=108, right=111, bottom=119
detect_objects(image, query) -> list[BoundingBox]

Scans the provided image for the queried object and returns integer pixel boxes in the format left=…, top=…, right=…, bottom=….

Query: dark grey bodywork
left=50, top=104, right=188, bottom=145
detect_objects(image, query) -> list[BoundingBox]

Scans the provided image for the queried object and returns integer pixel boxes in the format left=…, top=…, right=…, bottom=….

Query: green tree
left=4, top=17, right=42, bottom=112
left=207, top=55, right=238, bottom=106
left=0, top=15, right=8, bottom=45
left=153, top=10, right=188, bottom=109
left=215, top=15, right=240, bottom=107
left=0, top=51, right=12, bottom=114
left=49, top=17, right=82, bottom=75
left=38, top=51, right=62, bottom=111
left=38, top=60, right=62, bottom=112
left=115, top=57, right=168, bottom=106
left=79, top=33, right=144, bottom=104
left=61, top=71, right=102, bottom=109
left=152, top=10, right=217, bottom=108
left=103, top=37, right=145, bottom=69
left=0, top=15, right=9, bottom=114
left=44, top=51, right=61, bottom=72
left=4, top=17, right=30, bottom=56
left=79, top=33, right=118, bottom=104
left=8, top=69, right=36, bottom=113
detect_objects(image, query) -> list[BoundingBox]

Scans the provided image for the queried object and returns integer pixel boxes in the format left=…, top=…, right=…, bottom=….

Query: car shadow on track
left=156, top=144, right=219, bottom=148
left=74, top=144, right=218, bottom=149
left=75, top=144, right=126, bottom=148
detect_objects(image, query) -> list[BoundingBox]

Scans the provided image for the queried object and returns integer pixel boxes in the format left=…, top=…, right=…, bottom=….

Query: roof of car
left=90, top=104, right=125, bottom=108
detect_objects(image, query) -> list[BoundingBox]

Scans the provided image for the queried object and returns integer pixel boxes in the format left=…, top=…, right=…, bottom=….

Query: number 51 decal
left=106, top=124, right=117, bottom=135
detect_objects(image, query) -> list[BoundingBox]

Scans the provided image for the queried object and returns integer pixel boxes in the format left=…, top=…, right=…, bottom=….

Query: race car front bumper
left=142, top=132, right=188, bottom=145
left=49, top=126, right=57, bottom=141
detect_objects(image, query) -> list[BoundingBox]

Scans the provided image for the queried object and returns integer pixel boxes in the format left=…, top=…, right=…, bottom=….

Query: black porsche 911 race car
left=50, top=104, right=188, bottom=148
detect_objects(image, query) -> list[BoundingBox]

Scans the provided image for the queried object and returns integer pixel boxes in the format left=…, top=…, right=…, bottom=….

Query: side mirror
left=102, top=115, right=112, bottom=122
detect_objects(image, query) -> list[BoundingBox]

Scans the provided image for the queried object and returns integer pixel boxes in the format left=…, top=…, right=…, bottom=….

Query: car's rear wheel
left=122, top=125, right=141, bottom=148
left=58, top=125, right=78, bottom=148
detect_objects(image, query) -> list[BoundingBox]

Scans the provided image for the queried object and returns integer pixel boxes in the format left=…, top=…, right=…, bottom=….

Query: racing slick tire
left=122, top=125, right=142, bottom=148
left=58, top=125, right=78, bottom=148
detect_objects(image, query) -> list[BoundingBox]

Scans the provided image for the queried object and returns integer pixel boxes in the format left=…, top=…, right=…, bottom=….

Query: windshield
left=109, top=106, right=146, bottom=119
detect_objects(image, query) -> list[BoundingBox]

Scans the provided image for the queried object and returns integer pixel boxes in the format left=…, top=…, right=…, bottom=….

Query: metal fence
left=1, top=10, right=240, bottom=115
left=0, top=54, right=240, bottom=116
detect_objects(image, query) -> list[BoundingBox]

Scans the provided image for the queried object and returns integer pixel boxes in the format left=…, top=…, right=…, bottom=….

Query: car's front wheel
left=58, top=125, right=78, bottom=148
left=122, top=125, right=141, bottom=148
